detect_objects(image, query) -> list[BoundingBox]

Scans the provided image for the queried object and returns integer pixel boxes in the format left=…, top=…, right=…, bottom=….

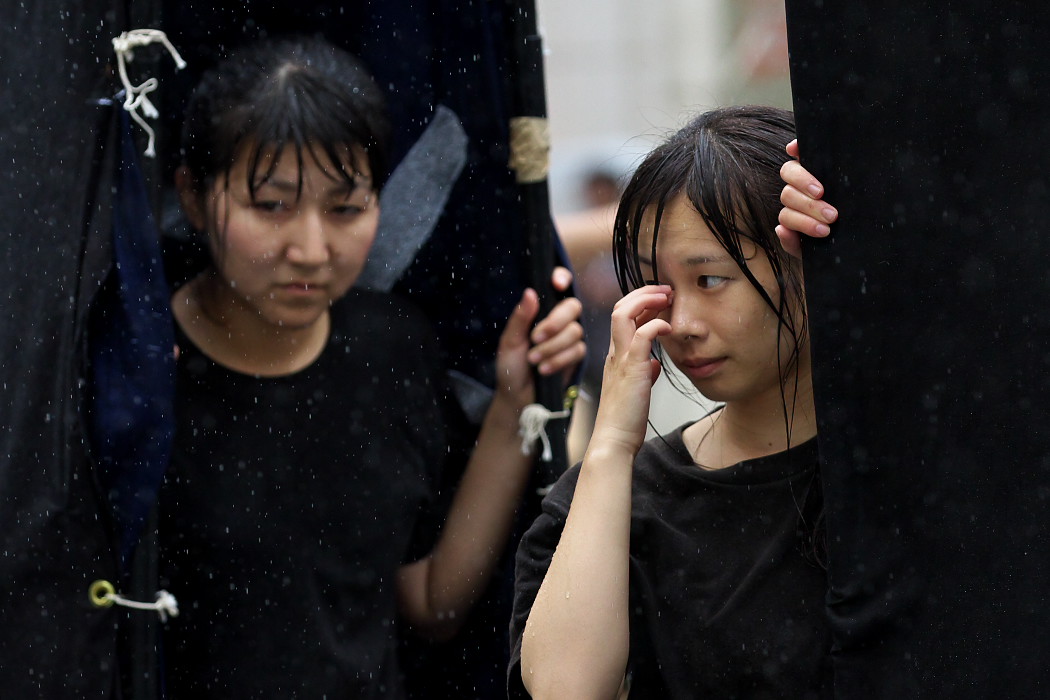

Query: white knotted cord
left=111, top=29, right=187, bottom=157
left=104, top=589, right=181, bottom=622
left=518, top=403, right=571, bottom=463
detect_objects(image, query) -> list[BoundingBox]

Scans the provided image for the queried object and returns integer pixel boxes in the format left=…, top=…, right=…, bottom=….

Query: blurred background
left=534, top=0, right=794, bottom=457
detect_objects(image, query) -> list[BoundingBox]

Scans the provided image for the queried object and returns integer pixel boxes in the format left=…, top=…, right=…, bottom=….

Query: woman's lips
left=279, top=281, right=325, bottom=295
left=680, top=357, right=726, bottom=380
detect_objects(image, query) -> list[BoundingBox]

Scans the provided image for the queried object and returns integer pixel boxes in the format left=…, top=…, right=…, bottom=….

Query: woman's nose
left=668, top=296, right=708, bottom=340
left=286, top=210, right=329, bottom=265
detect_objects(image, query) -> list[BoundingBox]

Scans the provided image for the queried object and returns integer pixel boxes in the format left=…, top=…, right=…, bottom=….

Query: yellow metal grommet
left=563, top=385, right=580, bottom=411
left=88, top=579, right=116, bottom=608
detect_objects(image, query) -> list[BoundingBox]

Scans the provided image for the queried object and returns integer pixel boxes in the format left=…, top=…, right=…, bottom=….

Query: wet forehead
left=232, top=142, right=373, bottom=192
left=638, top=195, right=729, bottom=268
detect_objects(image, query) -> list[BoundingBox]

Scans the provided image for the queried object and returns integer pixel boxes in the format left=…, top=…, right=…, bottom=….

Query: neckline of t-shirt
left=657, top=422, right=819, bottom=485
left=173, top=308, right=337, bottom=384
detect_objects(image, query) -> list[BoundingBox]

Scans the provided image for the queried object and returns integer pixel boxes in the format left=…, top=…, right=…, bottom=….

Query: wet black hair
left=613, top=105, right=807, bottom=419
left=180, top=35, right=390, bottom=199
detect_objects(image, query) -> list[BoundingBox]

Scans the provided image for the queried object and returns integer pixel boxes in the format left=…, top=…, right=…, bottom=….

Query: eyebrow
left=254, top=177, right=370, bottom=196
left=636, top=252, right=734, bottom=266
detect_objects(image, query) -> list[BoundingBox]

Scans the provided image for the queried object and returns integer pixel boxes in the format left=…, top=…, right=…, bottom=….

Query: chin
left=262, top=309, right=328, bottom=331
left=684, top=377, right=738, bottom=404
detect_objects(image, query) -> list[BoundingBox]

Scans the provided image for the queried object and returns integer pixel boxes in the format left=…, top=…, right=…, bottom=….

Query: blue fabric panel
left=88, top=111, right=176, bottom=568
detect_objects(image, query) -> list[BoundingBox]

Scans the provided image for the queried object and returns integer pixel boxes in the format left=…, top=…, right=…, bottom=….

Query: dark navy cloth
left=87, top=109, right=176, bottom=569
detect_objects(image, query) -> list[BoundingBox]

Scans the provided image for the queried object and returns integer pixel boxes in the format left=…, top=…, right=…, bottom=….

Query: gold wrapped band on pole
left=508, top=116, right=550, bottom=184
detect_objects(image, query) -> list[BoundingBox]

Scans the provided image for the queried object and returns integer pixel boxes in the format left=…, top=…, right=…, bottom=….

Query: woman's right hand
left=522, top=287, right=663, bottom=700
left=589, top=284, right=673, bottom=458
left=776, top=139, right=838, bottom=258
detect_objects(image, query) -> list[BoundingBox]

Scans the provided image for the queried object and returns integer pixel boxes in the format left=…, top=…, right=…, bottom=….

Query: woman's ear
left=175, top=165, right=207, bottom=231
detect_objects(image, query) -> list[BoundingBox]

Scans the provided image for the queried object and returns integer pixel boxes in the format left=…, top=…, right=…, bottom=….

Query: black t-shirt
left=158, top=289, right=460, bottom=699
left=509, top=424, right=832, bottom=699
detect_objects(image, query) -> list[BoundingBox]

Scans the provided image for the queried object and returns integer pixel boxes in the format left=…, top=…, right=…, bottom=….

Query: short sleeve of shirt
left=392, top=302, right=476, bottom=566
left=507, top=464, right=582, bottom=699
left=401, top=386, right=473, bottom=564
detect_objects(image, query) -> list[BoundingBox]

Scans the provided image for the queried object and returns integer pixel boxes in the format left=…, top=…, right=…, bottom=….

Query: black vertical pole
left=504, top=0, right=570, bottom=482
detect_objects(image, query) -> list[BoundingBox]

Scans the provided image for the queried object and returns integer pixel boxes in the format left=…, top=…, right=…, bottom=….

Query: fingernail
left=808, top=184, right=822, bottom=197
left=528, top=350, right=542, bottom=363
left=815, top=223, right=830, bottom=236
left=823, top=206, right=838, bottom=220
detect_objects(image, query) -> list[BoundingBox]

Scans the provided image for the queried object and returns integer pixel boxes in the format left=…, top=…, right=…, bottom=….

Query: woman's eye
left=331, top=204, right=365, bottom=217
left=697, top=275, right=729, bottom=289
left=253, top=200, right=286, bottom=213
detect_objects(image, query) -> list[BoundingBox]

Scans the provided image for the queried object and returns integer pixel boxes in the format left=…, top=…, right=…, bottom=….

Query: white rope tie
left=518, top=403, right=571, bottom=463
left=105, top=589, right=180, bottom=622
left=90, top=579, right=180, bottom=622
left=111, top=29, right=187, bottom=157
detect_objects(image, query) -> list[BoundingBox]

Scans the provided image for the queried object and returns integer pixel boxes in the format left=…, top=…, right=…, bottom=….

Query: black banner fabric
left=786, top=3, right=1050, bottom=696
left=0, top=2, right=124, bottom=697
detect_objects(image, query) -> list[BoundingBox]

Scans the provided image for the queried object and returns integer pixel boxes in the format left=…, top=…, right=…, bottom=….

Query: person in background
left=555, top=168, right=623, bottom=461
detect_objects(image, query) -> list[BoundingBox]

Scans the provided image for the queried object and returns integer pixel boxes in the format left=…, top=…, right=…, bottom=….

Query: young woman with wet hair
left=510, top=106, right=829, bottom=699
left=158, top=36, right=584, bottom=698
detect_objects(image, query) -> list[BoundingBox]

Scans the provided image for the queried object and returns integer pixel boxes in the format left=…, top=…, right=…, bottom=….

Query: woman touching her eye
left=511, top=106, right=830, bottom=699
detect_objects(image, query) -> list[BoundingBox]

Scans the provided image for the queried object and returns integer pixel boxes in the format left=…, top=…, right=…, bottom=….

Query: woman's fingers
left=780, top=184, right=837, bottom=228
left=589, top=288, right=672, bottom=453
left=775, top=225, right=803, bottom=259
left=527, top=293, right=585, bottom=375
left=608, top=286, right=673, bottom=361
left=593, top=284, right=672, bottom=459
left=778, top=198, right=831, bottom=239
left=648, top=357, right=663, bottom=386
left=500, top=287, right=541, bottom=350
left=780, top=158, right=824, bottom=199
left=778, top=157, right=837, bottom=245
left=531, top=296, right=582, bottom=344
left=534, top=339, right=587, bottom=377
left=549, top=265, right=573, bottom=293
